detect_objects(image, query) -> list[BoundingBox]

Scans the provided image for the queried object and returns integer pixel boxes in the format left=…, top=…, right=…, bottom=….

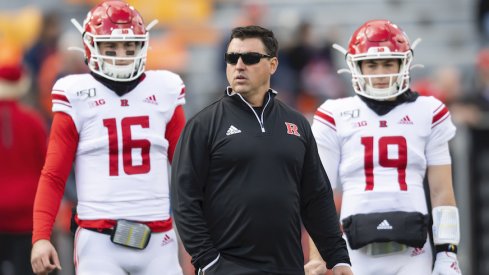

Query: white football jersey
left=51, top=71, right=185, bottom=221
left=312, top=95, right=455, bottom=220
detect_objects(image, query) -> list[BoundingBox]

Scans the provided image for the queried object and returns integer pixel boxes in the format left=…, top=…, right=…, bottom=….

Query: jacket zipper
left=236, top=92, right=271, bottom=133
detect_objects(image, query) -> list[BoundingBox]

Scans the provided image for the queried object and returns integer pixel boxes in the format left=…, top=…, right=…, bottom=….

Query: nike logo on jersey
left=226, top=125, right=242, bottom=136
left=377, top=219, right=393, bottom=230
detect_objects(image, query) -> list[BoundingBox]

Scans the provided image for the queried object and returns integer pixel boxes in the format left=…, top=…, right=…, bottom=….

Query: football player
left=305, top=20, right=461, bottom=275
left=30, top=1, right=186, bottom=274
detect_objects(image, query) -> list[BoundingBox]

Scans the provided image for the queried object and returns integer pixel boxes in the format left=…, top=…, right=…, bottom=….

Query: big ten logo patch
left=352, top=120, right=367, bottom=128
left=89, top=99, right=105, bottom=108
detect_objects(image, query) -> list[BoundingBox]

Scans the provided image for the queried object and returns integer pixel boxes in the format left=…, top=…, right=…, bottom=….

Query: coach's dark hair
left=227, top=25, right=278, bottom=57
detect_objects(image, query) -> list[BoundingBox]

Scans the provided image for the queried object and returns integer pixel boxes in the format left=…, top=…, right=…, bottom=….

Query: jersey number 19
left=361, top=136, right=407, bottom=191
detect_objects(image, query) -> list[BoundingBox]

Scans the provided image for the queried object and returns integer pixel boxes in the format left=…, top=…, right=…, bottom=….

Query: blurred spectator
left=275, top=21, right=346, bottom=117
left=463, top=47, right=489, bottom=275
left=0, top=39, right=47, bottom=275
left=218, top=0, right=268, bottom=87
left=233, top=0, right=267, bottom=27
left=23, top=11, right=61, bottom=106
left=473, top=48, right=489, bottom=112
left=274, top=21, right=315, bottom=107
left=413, top=66, right=482, bottom=127
left=477, top=0, right=489, bottom=46
left=431, top=66, right=481, bottom=127
left=24, top=11, right=61, bottom=77
left=38, top=31, right=88, bottom=122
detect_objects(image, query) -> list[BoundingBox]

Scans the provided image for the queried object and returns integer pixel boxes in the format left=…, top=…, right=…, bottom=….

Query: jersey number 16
left=103, top=116, right=151, bottom=176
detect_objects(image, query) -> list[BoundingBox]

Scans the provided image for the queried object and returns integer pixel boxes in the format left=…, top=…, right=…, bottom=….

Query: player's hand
left=432, top=252, right=461, bottom=275
left=332, top=264, right=353, bottom=275
left=304, top=259, right=327, bottom=275
left=31, top=239, right=62, bottom=275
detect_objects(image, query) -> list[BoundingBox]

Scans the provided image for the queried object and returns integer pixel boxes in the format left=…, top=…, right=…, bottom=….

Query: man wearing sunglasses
left=171, top=25, right=352, bottom=275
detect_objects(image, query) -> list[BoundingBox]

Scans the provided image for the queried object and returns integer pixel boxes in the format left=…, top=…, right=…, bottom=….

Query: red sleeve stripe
left=52, top=93, right=70, bottom=104
left=433, top=103, right=444, bottom=113
left=432, top=115, right=449, bottom=129
left=53, top=101, right=72, bottom=108
left=432, top=105, right=449, bottom=125
left=178, top=86, right=186, bottom=99
left=314, top=117, right=337, bottom=131
left=315, top=110, right=335, bottom=126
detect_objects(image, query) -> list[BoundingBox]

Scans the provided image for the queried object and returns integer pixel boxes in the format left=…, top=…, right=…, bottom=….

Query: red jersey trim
left=51, top=90, right=70, bottom=102
left=166, top=105, right=186, bottom=164
left=314, top=110, right=336, bottom=131
left=315, top=110, right=335, bottom=126
left=75, top=216, right=173, bottom=233
left=432, top=105, right=449, bottom=127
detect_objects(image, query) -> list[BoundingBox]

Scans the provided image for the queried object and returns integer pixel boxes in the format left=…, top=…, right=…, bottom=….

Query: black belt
left=84, top=227, right=114, bottom=235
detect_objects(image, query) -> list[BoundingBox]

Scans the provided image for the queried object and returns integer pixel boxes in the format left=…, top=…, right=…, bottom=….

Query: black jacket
left=171, top=88, right=350, bottom=274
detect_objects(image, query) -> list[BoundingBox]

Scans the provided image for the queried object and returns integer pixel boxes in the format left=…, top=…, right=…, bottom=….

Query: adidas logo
left=398, top=115, right=413, bottom=125
left=226, top=125, right=242, bottom=136
left=143, top=94, right=158, bottom=105
left=377, top=220, right=393, bottom=230
left=161, top=234, right=174, bottom=246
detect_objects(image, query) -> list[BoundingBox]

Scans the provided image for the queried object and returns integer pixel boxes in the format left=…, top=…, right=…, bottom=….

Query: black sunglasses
left=225, top=52, right=272, bottom=65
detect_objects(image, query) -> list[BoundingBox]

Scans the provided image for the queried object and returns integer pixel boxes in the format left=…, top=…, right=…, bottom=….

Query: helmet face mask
left=346, top=20, right=413, bottom=101
left=82, top=1, right=148, bottom=82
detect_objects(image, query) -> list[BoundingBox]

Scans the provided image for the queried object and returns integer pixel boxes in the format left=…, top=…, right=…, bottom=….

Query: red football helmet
left=345, top=19, right=413, bottom=100
left=82, top=1, right=148, bottom=81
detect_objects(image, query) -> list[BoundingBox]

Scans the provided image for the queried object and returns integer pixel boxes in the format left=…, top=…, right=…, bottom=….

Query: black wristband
left=435, top=244, right=457, bottom=254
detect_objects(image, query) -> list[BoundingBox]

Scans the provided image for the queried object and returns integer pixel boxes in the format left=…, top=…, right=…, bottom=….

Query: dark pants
left=0, top=233, right=34, bottom=275
left=202, top=257, right=293, bottom=275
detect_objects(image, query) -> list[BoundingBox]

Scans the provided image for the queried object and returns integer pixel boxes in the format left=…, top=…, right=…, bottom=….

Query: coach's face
left=226, top=38, right=278, bottom=105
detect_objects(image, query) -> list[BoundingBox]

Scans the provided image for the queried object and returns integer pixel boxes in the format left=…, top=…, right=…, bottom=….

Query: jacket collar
left=225, top=86, right=278, bottom=97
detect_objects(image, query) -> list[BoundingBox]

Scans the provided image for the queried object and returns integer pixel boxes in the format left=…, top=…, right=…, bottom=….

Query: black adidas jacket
left=171, top=88, right=350, bottom=274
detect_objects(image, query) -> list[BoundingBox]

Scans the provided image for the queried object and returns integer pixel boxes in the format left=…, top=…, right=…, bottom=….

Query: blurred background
left=0, top=0, right=487, bottom=274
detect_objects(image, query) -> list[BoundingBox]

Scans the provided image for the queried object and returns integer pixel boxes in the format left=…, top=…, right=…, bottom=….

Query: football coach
left=171, top=25, right=352, bottom=275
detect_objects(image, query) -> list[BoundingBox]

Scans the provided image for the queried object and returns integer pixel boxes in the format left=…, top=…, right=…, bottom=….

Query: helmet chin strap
left=364, top=85, right=399, bottom=101
left=362, top=74, right=400, bottom=100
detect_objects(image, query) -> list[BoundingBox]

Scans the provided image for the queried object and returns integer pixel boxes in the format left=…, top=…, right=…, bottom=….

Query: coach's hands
left=305, top=259, right=327, bottom=275
left=305, top=259, right=353, bottom=275
left=31, top=239, right=62, bottom=275
left=332, top=265, right=353, bottom=275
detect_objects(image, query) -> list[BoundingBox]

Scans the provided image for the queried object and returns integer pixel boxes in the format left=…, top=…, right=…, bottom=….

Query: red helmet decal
left=348, top=19, right=410, bottom=55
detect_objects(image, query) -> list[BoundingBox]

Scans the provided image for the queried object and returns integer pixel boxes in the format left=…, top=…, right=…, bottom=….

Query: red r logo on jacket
left=285, top=122, right=300, bottom=136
